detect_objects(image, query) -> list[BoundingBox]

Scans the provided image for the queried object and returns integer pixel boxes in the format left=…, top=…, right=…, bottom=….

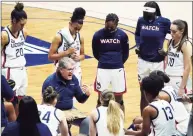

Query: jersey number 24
left=38, top=111, right=51, bottom=123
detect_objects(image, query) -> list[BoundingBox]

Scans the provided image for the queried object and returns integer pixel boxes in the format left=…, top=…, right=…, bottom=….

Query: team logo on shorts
left=96, top=81, right=101, bottom=90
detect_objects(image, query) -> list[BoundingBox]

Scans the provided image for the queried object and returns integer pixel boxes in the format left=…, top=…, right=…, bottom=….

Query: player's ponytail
left=11, top=2, right=27, bottom=23
left=43, top=86, right=58, bottom=104
left=101, top=90, right=123, bottom=135
left=172, top=19, right=189, bottom=52
left=150, top=70, right=170, bottom=83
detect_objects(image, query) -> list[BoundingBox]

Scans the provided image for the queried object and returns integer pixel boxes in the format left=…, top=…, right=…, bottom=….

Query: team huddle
left=1, top=1, right=193, bottom=136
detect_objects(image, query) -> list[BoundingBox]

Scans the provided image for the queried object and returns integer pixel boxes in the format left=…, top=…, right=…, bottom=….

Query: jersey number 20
left=16, top=48, right=24, bottom=57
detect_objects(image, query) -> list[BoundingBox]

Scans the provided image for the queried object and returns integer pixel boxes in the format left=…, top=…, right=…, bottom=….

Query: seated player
left=38, top=86, right=69, bottom=136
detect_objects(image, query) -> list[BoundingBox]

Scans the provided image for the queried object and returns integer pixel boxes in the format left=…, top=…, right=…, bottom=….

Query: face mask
left=143, top=12, right=156, bottom=22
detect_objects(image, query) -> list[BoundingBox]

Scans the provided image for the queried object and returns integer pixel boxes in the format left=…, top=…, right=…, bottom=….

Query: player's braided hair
left=105, top=13, right=119, bottom=25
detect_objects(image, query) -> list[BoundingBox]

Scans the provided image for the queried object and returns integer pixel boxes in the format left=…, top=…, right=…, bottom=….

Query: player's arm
left=179, top=42, right=192, bottom=95
left=92, top=33, right=100, bottom=60
left=79, top=36, right=85, bottom=61
left=89, top=110, right=97, bottom=136
left=125, top=107, right=151, bottom=136
left=48, top=34, right=75, bottom=61
left=121, top=33, right=129, bottom=64
left=1, top=31, right=9, bottom=51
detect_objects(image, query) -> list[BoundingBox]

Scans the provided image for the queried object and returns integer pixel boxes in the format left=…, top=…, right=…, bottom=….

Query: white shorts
left=2, top=67, right=28, bottom=96
left=73, top=66, right=82, bottom=86
left=167, top=76, right=192, bottom=95
left=137, top=58, right=165, bottom=82
left=94, top=68, right=126, bottom=95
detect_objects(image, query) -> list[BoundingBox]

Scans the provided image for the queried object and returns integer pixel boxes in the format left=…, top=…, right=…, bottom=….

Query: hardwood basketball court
left=2, top=3, right=171, bottom=135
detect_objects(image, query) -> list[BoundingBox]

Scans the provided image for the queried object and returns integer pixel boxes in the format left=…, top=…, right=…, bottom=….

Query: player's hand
left=81, top=84, right=90, bottom=96
left=67, top=47, right=76, bottom=55
left=182, top=94, right=192, bottom=103
left=178, top=88, right=185, bottom=97
left=158, top=48, right=167, bottom=56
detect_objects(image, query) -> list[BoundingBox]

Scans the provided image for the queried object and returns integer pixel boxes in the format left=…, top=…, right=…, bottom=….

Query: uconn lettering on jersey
left=11, top=39, right=24, bottom=48
left=142, top=25, right=159, bottom=31
left=100, top=39, right=120, bottom=44
left=168, top=52, right=179, bottom=58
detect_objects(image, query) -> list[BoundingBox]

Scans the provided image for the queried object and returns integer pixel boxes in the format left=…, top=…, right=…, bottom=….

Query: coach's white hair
left=58, top=57, right=75, bottom=69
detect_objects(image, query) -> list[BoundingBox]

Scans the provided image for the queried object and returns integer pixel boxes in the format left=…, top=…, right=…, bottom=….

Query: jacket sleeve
left=135, top=17, right=141, bottom=47
left=122, top=33, right=129, bottom=64
left=1, top=75, right=14, bottom=101
left=92, top=33, right=100, bottom=60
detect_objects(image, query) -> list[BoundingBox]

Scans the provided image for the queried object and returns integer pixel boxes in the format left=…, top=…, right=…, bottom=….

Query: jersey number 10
left=168, top=58, right=174, bottom=67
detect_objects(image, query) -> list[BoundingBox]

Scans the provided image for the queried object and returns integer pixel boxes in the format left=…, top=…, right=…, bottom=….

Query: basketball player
left=92, top=13, right=129, bottom=112
left=1, top=2, right=28, bottom=100
left=48, top=7, right=86, bottom=85
left=125, top=74, right=177, bottom=136
left=165, top=19, right=192, bottom=113
left=135, top=1, right=171, bottom=114
left=38, top=86, right=69, bottom=136
left=89, top=89, right=124, bottom=136
left=150, top=70, right=189, bottom=136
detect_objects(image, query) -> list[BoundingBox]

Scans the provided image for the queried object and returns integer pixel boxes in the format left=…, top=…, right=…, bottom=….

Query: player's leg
left=111, top=68, right=126, bottom=112
left=73, top=66, right=82, bottom=86
left=14, top=68, right=28, bottom=116
left=94, top=68, right=111, bottom=107
left=137, top=58, right=151, bottom=115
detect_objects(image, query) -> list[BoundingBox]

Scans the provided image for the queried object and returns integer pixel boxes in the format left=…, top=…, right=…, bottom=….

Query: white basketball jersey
left=38, top=104, right=63, bottom=136
left=162, top=86, right=189, bottom=134
left=150, top=100, right=177, bottom=136
left=1, top=26, right=26, bottom=68
left=165, top=40, right=184, bottom=76
left=96, top=106, right=124, bottom=136
left=57, top=27, right=81, bottom=68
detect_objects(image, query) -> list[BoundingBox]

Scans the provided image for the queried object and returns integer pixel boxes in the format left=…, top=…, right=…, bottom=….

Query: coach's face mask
left=143, top=7, right=156, bottom=21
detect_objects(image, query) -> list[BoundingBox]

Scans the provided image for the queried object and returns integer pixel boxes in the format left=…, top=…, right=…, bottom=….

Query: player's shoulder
left=162, top=85, right=174, bottom=92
